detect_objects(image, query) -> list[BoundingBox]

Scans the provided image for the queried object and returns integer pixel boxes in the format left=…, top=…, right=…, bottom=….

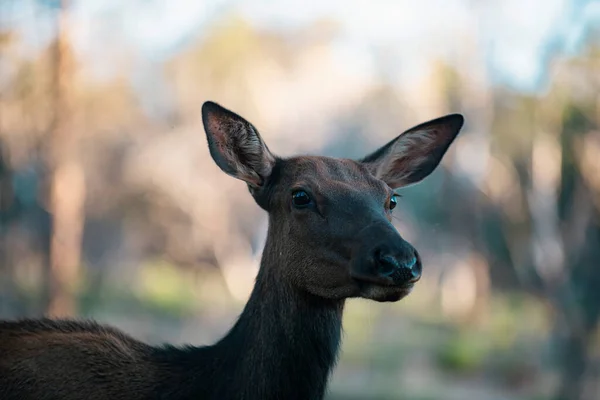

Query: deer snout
left=350, top=223, right=423, bottom=288
left=374, top=247, right=421, bottom=284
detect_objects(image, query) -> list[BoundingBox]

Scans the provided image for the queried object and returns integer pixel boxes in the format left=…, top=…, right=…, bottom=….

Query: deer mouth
left=348, top=240, right=422, bottom=302
left=352, top=277, right=415, bottom=302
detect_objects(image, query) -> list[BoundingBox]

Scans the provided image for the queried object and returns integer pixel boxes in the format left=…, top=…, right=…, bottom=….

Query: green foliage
left=435, top=331, right=489, bottom=374
left=134, top=258, right=198, bottom=315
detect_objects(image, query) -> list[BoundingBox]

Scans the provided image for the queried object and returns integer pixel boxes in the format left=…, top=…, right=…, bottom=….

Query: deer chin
left=356, top=282, right=415, bottom=303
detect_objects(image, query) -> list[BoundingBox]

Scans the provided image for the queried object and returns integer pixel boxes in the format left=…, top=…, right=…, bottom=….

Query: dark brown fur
left=0, top=102, right=464, bottom=400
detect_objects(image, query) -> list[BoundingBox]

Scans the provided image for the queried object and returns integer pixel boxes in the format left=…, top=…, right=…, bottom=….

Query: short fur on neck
left=152, top=225, right=345, bottom=400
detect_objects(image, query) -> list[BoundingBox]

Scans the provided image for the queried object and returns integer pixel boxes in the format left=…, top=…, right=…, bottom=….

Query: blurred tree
left=0, top=137, right=14, bottom=312
left=551, top=101, right=599, bottom=400
left=46, top=0, right=85, bottom=317
left=0, top=31, right=15, bottom=224
left=485, top=42, right=600, bottom=400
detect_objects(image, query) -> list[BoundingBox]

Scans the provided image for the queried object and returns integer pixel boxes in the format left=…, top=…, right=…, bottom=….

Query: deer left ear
left=202, top=101, right=276, bottom=189
left=360, top=114, right=464, bottom=189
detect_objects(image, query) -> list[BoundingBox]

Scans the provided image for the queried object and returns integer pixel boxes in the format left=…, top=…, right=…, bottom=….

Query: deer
left=0, top=101, right=464, bottom=400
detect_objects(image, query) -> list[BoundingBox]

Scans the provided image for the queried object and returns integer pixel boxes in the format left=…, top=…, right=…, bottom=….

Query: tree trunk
left=554, top=329, right=590, bottom=400
left=46, top=0, right=85, bottom=317
left=0, top=138, right=15, bottom=315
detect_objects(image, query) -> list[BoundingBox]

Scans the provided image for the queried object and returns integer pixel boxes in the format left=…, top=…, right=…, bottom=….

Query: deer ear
left=360, top=114, right=464, bottom=189
left=202, top=101, right=276, bottom=188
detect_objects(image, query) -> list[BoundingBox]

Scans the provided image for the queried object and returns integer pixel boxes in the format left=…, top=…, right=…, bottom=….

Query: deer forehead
left=280, top=156, right=389, bottom=195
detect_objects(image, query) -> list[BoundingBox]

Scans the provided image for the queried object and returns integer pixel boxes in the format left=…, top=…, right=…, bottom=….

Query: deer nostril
left=378, top=254, right=399, bottom=276
left=405, top=256, right=421, bottom=282
left=404, top=256, right=417, bottom=270
left=375, top=251, right=420, bottom=282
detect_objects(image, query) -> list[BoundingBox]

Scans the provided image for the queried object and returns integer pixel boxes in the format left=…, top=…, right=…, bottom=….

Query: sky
left=1, top=0, right=599, bottom=93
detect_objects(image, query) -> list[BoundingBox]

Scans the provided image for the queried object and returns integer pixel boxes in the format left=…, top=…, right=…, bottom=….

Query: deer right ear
left=202, top=102, right=276, bottom=189
left=359, top=114, right=464, bottom=189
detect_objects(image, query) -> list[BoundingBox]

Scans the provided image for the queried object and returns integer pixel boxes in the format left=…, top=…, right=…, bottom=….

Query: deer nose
left=376, top=251, right=421, bottom=283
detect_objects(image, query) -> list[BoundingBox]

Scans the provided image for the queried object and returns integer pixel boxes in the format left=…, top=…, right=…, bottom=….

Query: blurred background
left=1, top=0, right=599, bottom=399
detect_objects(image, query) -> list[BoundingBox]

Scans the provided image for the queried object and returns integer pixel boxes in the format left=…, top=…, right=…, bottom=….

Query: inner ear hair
left=202, top=101, right=276, bottom=188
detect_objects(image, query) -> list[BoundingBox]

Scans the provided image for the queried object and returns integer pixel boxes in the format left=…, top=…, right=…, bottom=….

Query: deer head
left=202, top=102, right=463, bottom=302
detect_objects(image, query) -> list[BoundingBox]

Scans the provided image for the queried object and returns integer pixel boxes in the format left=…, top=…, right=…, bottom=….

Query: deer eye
left=389, top=195, right=398, bottom=210
left=292, top=190, right=312, bottom=208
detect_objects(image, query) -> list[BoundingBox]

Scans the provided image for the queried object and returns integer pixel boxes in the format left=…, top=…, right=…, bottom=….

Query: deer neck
left=215, top=239, right=345, bottom=400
